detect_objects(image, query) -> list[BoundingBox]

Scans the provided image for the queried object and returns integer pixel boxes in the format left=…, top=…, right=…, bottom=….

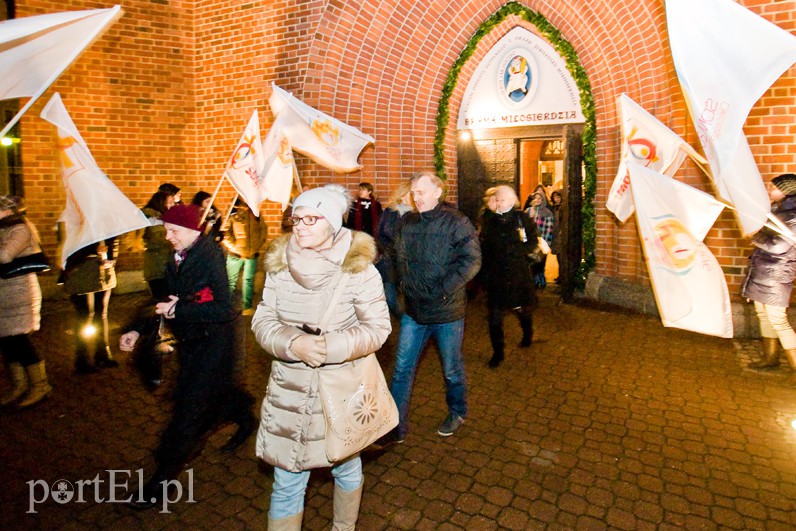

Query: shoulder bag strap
left=317, top=273, right=350, bottom=333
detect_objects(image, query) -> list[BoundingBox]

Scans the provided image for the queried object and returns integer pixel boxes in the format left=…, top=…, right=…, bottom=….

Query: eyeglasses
left=288, top=215, right=325, bottom=226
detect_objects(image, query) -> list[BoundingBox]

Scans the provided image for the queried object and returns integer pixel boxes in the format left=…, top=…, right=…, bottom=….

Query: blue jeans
left=226, top=255, right=257, bottom=309
left=269, top=455, right=362, bottom=519
left=390, top=315, right=467, bottom=437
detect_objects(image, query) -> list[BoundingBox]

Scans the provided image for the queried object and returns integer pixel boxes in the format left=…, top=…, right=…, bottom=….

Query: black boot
left=95, top=346, right=119, bottom=368
left=518, top=309, right=533, bottom=347
left=487, top=317, right=505, bottom=368
left=95, top=315, right=118, bottom=368
left=488, top=353, right=504, bottom=368
left=129, top=465, right=179, bottom=510
left=221, top=411, right=256, bottom=453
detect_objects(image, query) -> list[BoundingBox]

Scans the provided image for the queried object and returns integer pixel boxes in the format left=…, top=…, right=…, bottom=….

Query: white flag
left=666, top=0, right=796, bottom=235
left=224, top=110, right=267, bottom=217
left=629, top=162, right=732, bottom=338
left=40, top=93, right=149, bottom=268
left=0, top=6, right=122, bottom=137
left=606, top=94, right=707, bottom=222
left=260, top=116, right=295, bottom=210
left=269, top=83, right=374, bottom=173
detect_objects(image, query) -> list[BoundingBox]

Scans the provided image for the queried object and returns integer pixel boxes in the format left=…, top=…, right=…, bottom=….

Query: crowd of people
left=6, top=171, right=795, bottom=528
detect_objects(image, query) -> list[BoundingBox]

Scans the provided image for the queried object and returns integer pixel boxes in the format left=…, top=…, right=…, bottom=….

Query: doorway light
left=458, top=131, right=472, bottom=142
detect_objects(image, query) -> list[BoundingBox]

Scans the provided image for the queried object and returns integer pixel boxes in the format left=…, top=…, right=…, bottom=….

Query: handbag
left=518, top=215, right=545, bottom=265
left=0, top=251, right=50, bottom=279
left=314, top=274, right=399, bottom=462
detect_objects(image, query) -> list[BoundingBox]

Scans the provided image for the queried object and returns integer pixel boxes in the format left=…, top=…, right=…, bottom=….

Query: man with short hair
left=382, top=171, right=481, bottom=443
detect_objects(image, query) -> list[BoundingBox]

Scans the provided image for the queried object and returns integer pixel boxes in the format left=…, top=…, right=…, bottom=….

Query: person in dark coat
left=119, top=204, right=255, bottom=509
left=345, top=182, right=382, bottom=236
left=375, top=179, right=413, bottom=318
left=480, top=186, right=540, bottom=368
left=741, top=173, right=796, bottom=380
left=379, top=171, right=481, bottom=445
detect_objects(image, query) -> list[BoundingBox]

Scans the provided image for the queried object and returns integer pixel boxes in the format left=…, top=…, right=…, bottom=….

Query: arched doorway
left=455, top=26, right=585, bottom=299
left=457, top=123, right=583, bottom=299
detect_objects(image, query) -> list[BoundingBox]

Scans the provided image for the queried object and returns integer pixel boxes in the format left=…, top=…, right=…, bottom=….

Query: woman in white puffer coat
left=252, top=184, right=391, bottom=530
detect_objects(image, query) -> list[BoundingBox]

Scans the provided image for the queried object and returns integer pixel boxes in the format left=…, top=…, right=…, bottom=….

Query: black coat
left=395, top=202, right=481, bottom=324
left=480, top=208, right=539, bottom=308
left=165, top=234, right=239, bottom=398
left=741, top=195, right=796, bottom=307
left=375, top=206, right=403, bottom=284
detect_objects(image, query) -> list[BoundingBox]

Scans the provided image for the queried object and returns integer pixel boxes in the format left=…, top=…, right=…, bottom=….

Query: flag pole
left=201, top=172, right=227, bottom=225
left=219, top=193, right=238, bottom=233
left=721, top=202, right=796, bottom=245
left=291, top=158, right=303, bottom=191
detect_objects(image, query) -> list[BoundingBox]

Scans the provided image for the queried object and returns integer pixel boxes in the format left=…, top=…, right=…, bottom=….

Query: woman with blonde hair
left=480, top=186, right=540, bottom=367
left=376, top=180, right=414, bottom=317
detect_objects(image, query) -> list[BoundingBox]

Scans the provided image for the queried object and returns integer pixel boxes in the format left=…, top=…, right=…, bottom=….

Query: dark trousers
left=0, top=334, right=40, bottom=366
left=153, top=329, right=254, bottom=475
left=155, top=384, right=254, bottom=469
left=487, top=303, right=533, bottom=357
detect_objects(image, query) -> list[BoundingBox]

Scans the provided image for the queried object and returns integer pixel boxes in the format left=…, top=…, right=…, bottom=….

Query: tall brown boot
left=783, top=349, right=796, bottom=387
left=17, top=361, right=52, bottom=408
left=332, top=482, right=363, bottom=531
left=748, top=337, right=781, bottom=369
left=267, top=511, right=303, bottom=530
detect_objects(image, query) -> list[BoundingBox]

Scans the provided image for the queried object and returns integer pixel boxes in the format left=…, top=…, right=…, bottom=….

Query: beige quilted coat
left=0, top=218, right=42, bottom=337
left=253, top=229, right=391, bottom=471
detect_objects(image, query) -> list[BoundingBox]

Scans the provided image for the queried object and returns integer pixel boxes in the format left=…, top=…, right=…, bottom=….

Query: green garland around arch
left=434, top=1, right=596, bottom=288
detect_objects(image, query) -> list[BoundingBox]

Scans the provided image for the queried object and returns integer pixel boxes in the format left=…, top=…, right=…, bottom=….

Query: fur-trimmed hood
left=264, top=228, right=377, bottom=289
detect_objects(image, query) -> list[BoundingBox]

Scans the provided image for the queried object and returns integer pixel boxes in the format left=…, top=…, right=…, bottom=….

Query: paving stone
left=5, top=290, right=796, bottom=528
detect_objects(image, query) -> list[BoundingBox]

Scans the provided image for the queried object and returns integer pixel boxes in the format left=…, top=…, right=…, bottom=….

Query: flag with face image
left=666, top=0, right=796, bottom=235
left=606, top=94, right=707, bottom=223
left=40, top=93, right=149, bottom=268
left=629, top=162, right=732, bottom=338
left=268, top=83, right=374, bottom=173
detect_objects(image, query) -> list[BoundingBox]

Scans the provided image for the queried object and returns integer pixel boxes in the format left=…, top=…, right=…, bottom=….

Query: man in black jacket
left=382, top=171, right=481, bottom=444
left=120, top=204, right=255, bottom=510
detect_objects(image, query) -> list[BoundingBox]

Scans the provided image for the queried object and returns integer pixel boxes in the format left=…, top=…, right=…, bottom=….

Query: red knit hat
left=161, top=204, right=203, bottom=231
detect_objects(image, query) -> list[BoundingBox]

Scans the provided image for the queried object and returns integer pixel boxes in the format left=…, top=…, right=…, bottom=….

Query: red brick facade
left=12, top=0, right=796, bottom=298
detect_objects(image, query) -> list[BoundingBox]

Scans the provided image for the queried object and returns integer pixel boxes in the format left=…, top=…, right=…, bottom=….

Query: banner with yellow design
left=260, top=115, right=294, bottom=210
left=606, top=94, right=707, bottom=223
left=628, top=162, right=732, bottom=338
left=40, top=93, right=149, bottom=268
left=269, top=83, right=374, bottom=173
left=224, top=109, right=267, bottom=216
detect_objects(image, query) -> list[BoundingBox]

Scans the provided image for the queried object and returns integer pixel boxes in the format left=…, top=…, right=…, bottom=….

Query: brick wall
left=13, top=0, right=796, bottom=301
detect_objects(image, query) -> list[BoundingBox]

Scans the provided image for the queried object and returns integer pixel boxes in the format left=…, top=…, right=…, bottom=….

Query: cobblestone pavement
left=2, top=288, right=796, bottom=530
